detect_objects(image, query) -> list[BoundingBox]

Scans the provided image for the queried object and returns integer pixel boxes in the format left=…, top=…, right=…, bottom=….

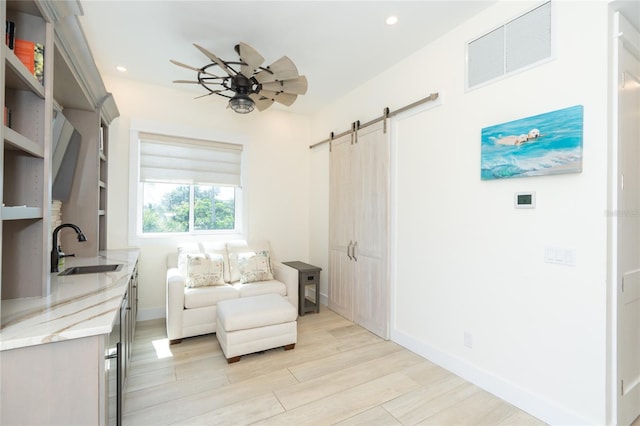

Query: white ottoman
left=216, top=293, right=298, bottom=363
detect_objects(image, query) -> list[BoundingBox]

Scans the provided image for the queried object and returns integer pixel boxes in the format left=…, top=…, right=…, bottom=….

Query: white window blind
left=139, top=132, right=243, bottom=187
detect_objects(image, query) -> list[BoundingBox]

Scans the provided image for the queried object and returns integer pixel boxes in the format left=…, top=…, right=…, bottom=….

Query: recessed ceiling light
left=116, top=65, right=127, bottom=72
left=386, top=16, right=398, bottom=26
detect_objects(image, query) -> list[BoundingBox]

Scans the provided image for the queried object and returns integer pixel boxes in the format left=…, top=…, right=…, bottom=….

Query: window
left=131, top=130, right=243, bottom=240
left=467, top=1, right=552, bottom=89
left=142, top=183, right=236, bottom=233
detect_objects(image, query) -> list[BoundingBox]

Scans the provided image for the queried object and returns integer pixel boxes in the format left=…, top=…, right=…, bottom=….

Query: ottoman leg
left=284, top=343, right=295, bottom=351
left=227, top=356, right=241, bottom=364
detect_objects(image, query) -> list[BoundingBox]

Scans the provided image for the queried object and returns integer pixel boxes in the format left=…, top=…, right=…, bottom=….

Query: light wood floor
left=123, top=308, right=546, bottom=425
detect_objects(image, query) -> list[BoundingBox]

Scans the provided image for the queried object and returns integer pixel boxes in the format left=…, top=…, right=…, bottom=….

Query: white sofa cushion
left=177, top=242, right=201, bottom=277
left=184, top=284, right=239, bottom=309
left=234, top=279, right=287, bottom=298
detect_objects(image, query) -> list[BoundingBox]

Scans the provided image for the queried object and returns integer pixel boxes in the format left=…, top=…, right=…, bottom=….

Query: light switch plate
left=544, top=247, right=576, bottom=266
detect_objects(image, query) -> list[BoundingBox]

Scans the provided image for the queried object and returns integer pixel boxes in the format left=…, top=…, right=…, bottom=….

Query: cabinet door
left=353, top=122, right=389, bottom=339
left=328, top=133, right=354, bottom=320
left=0, top=336, right=103, bottom=425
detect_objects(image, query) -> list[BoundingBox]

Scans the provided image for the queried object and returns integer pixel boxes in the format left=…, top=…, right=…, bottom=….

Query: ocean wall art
left=480, top=105, right=584, bottom=180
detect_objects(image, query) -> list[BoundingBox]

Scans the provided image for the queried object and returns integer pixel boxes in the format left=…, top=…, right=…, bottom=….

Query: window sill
left=128, top=231, right=246, bottom=247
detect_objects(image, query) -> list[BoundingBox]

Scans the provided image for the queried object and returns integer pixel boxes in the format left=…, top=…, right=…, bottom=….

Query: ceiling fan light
left=228, top=94, right=255, bottom=114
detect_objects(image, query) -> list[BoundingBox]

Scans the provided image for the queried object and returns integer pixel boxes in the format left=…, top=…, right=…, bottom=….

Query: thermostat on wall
left=514, top=192, right=536, bottom=209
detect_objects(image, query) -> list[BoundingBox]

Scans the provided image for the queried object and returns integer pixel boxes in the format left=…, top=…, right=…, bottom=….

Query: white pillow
left=237, top=250, right=274, bottom=284
left=227, top=240, right=272, bottom=282
left=185, top=253, right=225, bottom=288
left=198, top=242, right=230, bottom=283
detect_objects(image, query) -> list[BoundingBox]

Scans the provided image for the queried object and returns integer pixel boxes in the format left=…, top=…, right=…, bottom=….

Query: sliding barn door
left=329, top=132, right=354, bottom=320
left=352, top=122, right=389, bottom=339
left=328, top=121, right=390, bottom=339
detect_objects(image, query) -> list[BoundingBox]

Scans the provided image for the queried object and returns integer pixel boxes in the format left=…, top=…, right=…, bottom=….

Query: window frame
left=128, top=121, right=248, bottom=246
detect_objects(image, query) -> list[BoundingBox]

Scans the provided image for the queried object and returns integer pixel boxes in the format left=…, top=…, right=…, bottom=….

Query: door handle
left=347, top=241, right=353, bottom=260
left=353, top=241, right=358, bottom=261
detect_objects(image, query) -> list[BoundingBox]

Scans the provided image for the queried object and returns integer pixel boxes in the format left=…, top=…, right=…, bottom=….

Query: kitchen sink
left=58, top=264, right=123, bottom=276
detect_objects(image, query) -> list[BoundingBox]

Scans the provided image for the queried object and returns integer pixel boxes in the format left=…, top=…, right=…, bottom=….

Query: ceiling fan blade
left=194, top=89, right=225, bottom=99
left=172, top=80, right=202, bottom=84
left=170, top=59, right=202, bottom=73
left=235, top=42, right=265, bottom=77
left=253, top=56, right=299, bottom=83
left=170, top=59, right=221, bottom=78
left=260, top=76, right=308, bottom=95
left=249, top=93, right=274, bottom=111
left=193, top=43, right=235, bottom=76
left=257, top=89, right=298, bottom=107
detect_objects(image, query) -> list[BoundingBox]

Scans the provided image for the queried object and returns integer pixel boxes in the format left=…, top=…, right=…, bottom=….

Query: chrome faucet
left=51, top=223, right=87, bottom=272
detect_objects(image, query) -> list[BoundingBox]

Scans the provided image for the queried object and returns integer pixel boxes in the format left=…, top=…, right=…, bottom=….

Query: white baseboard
left=320, top=292, right=328, bottom=307
left=391, top=328, right=594, bottom=426
left=136, top=307, right=165, bottom=322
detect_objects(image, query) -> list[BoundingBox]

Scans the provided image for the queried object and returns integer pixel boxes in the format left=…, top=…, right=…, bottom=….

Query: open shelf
left=4, top=45, right=45, bottom=98
left=4, top=126, right=44, bottom=157
left=2, top=206, right=43, bottom=220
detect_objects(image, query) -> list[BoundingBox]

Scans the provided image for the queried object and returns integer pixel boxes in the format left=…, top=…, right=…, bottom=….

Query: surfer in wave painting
left=493, top=128, right=541, bottom=146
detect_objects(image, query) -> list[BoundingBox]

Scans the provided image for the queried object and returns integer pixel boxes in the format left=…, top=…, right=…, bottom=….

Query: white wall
left=310, top=1, right=609, bottom=425
left=104, top=78, right=311, bottom=318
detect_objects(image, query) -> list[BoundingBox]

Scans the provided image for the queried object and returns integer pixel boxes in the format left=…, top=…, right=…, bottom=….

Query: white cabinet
left=329, top=121, right=390, bottom=339
left=0, top=335, right=107, bottom=425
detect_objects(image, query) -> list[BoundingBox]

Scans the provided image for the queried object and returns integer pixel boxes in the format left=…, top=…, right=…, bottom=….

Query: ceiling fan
left=171, top=42, right=307, bottom=114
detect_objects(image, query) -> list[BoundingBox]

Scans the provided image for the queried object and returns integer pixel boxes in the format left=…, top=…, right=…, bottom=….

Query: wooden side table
left=282, top=261, right=322, bottom=316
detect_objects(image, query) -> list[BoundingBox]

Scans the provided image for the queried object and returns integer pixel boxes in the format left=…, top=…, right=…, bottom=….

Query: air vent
left=467, top=2, right=551, bottom=89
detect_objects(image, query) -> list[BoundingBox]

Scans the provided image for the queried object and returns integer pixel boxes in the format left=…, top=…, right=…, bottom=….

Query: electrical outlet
left=464, top=332, right=473, bottom=349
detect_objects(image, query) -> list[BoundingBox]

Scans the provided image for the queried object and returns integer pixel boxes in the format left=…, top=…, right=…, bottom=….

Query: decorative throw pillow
left=237, top=250, right=274, bottom=284
left=185, top=253, right=225, bottom=288
left=227, top=240, right=272, bottom=282
left=199, top=242, right=231, bottom=283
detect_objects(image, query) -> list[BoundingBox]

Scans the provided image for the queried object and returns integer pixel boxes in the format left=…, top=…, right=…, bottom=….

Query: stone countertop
left=0, top=249, right=139, bottom=351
